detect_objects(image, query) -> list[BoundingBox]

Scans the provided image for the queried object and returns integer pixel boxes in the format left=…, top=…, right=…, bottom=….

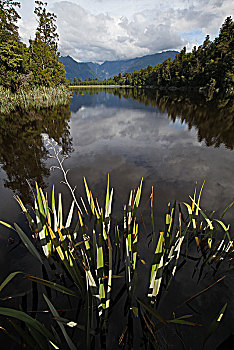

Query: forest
left=0, top=0, right=67, bottom=92
left=74, top=17, right=234, bottom=100
left=2, top=0, right=233, bottom=103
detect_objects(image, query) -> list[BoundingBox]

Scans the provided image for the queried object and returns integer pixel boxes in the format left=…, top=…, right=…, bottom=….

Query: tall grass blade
left=0, top=272, right=23, bottom=293
left=137, top=298, right=167, bottom=324
left=27, top=276, right=80, bottom=297
left=43, top=294, right=77, bottom=350
left=14, top=223, right=43, bottom=264
left=202, top=303, right=227, bottom=349
left=0, top=307, right=58, bottom=346
left=65, top=201, right=75, bottom=228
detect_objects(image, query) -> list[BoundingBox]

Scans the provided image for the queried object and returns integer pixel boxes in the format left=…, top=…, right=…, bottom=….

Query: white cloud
left=52, top=1, right=185, bottom=61
left=17, top=0, right=234, bottom=62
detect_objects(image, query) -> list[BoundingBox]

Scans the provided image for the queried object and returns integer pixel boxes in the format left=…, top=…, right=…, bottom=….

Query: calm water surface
left=0, top=88, right=233, bottom=349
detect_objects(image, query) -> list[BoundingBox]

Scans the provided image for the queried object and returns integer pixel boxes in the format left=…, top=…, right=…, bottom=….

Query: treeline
left=70, top=76, right=116, bottom=86
left=113, top=17, right=234, bottom=99
left=0, top=0, right=67, bottom=92
left=73, top=17, right=233, bottom=99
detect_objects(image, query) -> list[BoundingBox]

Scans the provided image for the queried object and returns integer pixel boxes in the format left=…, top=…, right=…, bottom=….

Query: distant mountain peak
left=60, top=50, right=179, bottom=81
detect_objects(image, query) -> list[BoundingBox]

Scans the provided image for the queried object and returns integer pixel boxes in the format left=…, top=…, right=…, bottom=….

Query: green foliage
left=29, top=36, right=67, bottom=87
left=108, top=17, right=234, bottom=98
left=0, top=155, right=232, bottom=349
left=0, top=85, right=70, bottom=115
left=0, top=1, right=31, bottom=91
left=0, top=0, right=68, bottom=93
left=27, top=1, right=67, bottom=87
left=34, top=0, right=59, bottom=54
left=0, top=0, right=20, bottom=42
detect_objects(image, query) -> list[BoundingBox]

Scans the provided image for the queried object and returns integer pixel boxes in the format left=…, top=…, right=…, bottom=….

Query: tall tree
left=34, top=0, right=59, bottom=54
left=0, top=0, right=20, bottom=41
left=29, top=1, right=67, bottom=86
left=0, top=1, right=30, bottom=90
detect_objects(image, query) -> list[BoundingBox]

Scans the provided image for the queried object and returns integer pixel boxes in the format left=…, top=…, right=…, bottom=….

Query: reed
left=0, top=85, right=70, bottom=115
left=0, top=142, right=233, bottom=349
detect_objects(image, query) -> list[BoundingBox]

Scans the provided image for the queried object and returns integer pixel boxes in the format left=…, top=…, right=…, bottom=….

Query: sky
left=18, top=0, right=233, bottom=62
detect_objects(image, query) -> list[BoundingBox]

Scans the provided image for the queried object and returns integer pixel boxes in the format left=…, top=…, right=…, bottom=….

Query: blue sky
left=18, top=0, right=233, bottom=62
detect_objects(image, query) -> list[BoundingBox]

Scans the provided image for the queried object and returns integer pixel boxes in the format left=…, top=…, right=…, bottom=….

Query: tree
left=215, top=16, right=234, bottom=91
left=29, top=1, right=67, bottom=87
left=0, top=0, right=20, bottom=42
left=34, top=0, right=59, bottom=54
left=0, top=39, right=30, bottom=90
left=113, top=17, right=233, bottom=97
left=0, top=1, right=31, bottom=90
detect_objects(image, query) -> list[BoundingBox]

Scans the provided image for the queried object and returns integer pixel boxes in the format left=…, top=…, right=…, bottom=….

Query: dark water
left=0, top=88, right=233, bottom=349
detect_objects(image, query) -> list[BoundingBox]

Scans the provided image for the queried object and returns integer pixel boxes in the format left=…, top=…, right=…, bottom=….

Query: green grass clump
left=0, top=85, right=70, bottom=115
left=0, top=143, right=233, bottom=349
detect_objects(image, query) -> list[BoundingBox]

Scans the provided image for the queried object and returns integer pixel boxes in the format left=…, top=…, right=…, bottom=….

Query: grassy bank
left=0, top=85, right=70, bottom=115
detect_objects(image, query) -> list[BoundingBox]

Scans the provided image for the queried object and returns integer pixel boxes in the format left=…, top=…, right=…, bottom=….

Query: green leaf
left=0, top=272, right=23, bottom=293
left=220, top=201, right=234, bottom=219
left=105, top=173, right=110, bottom=215
left=0, top=307, right=58, bottom=345
left=0, top=221, right=14, bottom=230
left=65, top=200, right=75, bottom=228
left=168, top=319, right=201, bottom=326
left=26, top=325, right=49, bottom=350
left=0, top=325, right=21, bottom=345
left=202, top=303, right=227, bottom=349
left=14, top=223, right=43, bottom=264
left=44, top=294, right=77, bottom=350
left=58, top=193, right=63, bottom=230
left=196, top=180, right=205, bottom=216
left=137, top=298, right=167, bottom=324
left=150, top=232, right=164, bottom=283
left=27, top=276, right=80, bottom=297
left=134, top=177, right=143, bottom=210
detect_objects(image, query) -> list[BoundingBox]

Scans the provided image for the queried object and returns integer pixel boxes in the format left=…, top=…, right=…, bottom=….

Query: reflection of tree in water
left=123, top=89, right=234, bottom=150
left=153, top=92, right=234, bottom=150
left=77, top=87, right=234, bottom=149
left=0, top=104, right=72, bottom=203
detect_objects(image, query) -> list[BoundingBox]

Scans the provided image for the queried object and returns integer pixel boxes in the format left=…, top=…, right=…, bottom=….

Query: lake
left=0, top=88, right=233, bottom=349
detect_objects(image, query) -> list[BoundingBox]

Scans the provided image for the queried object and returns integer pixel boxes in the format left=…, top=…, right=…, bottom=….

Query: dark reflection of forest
left=74, top=87, right=234, bottom=150
left=0, top=104, right=72, bottom=203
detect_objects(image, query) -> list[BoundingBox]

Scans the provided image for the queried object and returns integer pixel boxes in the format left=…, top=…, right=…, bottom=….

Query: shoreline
left=69, top=84, right=233, bottom=99
left=69, top=85, right=131, bottom=88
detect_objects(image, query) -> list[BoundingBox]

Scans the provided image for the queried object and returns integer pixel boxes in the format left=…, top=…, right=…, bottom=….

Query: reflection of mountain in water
left=72, top=87, right=234, bottom=150
left=0, top=105, right=73, bottom=203
left=71, top=87, right=159, bottom=113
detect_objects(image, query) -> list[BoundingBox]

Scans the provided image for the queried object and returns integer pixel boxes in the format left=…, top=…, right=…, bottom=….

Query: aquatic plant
left=0, top=85, right=70, bottom=115
left=0, top=143, right=233, bottom=349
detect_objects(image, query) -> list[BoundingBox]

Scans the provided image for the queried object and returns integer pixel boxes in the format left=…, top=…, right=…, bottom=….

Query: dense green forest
left=114, top=17, right=234, bottom=99
left=73, top=17, right=234, bottom=100
left=0, top=0, right=67, bottom=92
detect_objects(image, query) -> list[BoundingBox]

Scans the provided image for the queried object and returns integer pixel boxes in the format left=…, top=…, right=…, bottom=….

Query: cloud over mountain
left=53, top=1, right=183, bottom=61
left=18, top=0, right=234, bottom=62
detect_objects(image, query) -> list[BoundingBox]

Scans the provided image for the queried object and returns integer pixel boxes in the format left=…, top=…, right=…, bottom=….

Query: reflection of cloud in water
left=169, top=118, right=187, bottom=130
left=68, top=105, right=234, bottom=224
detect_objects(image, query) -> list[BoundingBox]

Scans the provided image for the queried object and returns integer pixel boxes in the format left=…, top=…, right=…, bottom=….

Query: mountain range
left=60, top=50, right=179, bottom=81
